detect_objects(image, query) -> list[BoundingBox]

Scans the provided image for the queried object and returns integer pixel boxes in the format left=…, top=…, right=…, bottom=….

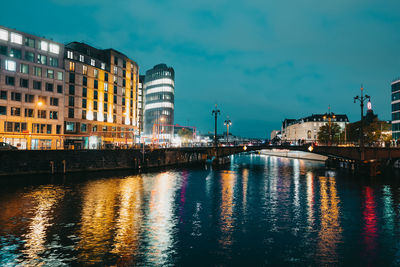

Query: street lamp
left=322, top=106, right=336, bottom=146
left=212, top=104, right=220, bottom=148
left=354, top=85, right=370, bottom=152
left=224, top=117, right=232, bottom=144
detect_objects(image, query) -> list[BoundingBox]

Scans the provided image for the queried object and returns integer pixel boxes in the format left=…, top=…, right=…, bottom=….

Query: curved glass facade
left=143, top=64, right=174, bottom=140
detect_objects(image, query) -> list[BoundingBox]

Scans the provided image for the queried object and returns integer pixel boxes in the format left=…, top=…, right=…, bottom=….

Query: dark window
left=46, top=83, right=53, bottom=92
left=94, top=80, right=98, bottom=89
left=104, top=103, right=107, bottom=111
left=69, top=85, right=75, bottom=95
left=68, top=108, right=74, bottom=118
left=68, top=96, right=74, bottom=106
left=123, top=60, right=126, bottom=68
left=104, top=93, right=108, bottom=102
left=81, top=123, right=87, bottom=132
left=25, top=94, right=34, bottom=103
left=104, top=73, right=108, bottom=81
left=6, top=76, right=15, bottom=86
left=25, top=37, right=35, bottom=48
left=82, top=110, right=86, bottom=119
left=94, top=90, right=98, bottom=100
left=56, top=125, right=61, bottom=134
left=50, top=97, right=59, bottom=106
left=47, top=124, right=52, bottom=134
left=114, top=95, right=117, bottom=104
left=114, top=56, right=118, bottom=65
left=37, top=54, right=47, bottom=65
left=33, top=81, right=41, bottom=90
left=114, top=86, right=117, bottom=94
left=82, top=87, right=87, bottom=97
left=122, top=79, right=126, bottom=87
left=69, top=73, right=75, bottom=83
left=82, top=99, right=87, bottom=108
left=0, top=91, right=7, bottom=100
left=94, top=101, right=98, bottom=110
left=24, top=108, right=34, bottom=117
left=57, top=85, right=63, bottom=93
left=37, top=110, right=46, bottom=119
left=11, top=92, right=21, bottom=101
left=123, top=70, right=126, bottom=77
left=49, top=57, right=58, bottom=67
left=49, top=111, right=58, bottom=120
left=83, top=76, right=87, bottom=86
left=20, top=78, right=29, bottom=88
left=25, top=51, right=35, bottom=62
left=11, top=107, right=21, bottom=116
left=94, top=112, right=97, bottom=121
left=122, top=97, right=125, bottom=106
left=0, top=45, right=7, bottom=55
left=0, top=106, right=6, bottom=115
left=9, top=48, right=21, bottom=59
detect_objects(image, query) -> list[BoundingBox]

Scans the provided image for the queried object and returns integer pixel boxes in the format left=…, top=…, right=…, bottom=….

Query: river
left=1, top=153, right=400, bottom=266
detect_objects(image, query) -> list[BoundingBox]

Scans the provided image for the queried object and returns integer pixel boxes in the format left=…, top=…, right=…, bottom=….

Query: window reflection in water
left=144, top=172, right=178, bottom=266
left=306, top=172, right=314, bottom=229
left=111, top=176, right=144, bottom=265
left=219, top=170, right=236, bottom=248
left=382, top=185, right=394, bottom=232
left=77, top=179, right=119, bottom=263
left=22, top=186, right=65, bottom=266
left=317, top=176, right=342, bottom=264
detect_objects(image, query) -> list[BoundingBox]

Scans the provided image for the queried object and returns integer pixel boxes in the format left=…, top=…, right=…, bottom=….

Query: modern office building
left=281, top=114, right=349, bottom=143
left=392, top=79, right=400, bottom=140
left=63, top=42, right=139, bottom=149
left=0, top=26, right=65, bottom=149
left=143, top=63, right=175, bottom=142
left=137, top=75, right=144, bottom=134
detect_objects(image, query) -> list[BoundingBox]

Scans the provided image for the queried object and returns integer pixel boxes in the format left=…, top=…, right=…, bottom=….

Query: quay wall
left=0, top=149, right=208, bottom=176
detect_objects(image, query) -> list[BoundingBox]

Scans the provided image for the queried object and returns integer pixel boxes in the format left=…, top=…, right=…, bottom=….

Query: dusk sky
left=2, top=0, right=400, bottom=137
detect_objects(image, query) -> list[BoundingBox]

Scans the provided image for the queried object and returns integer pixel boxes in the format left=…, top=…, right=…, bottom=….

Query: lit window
left=5, top=60, right=16, bottom=71
left=0, top=29, right=8, bottom=41
left=10, top=33, right=22, bottom=44
left=83, top=65, right=88, bottom=75
left=49, top=43, right=59, bottom=54
left=104, top=83, right=108, bottom=92
left=40, top=41, right=48, bottom=51
left=69, top=62, right=75, bottom=71
left=79, top=55, right=84, bottom=62
left=114, top=66, right=118, bottom=74
left=91, top=59, right=95, bottom=66
left=57, top=72, right=63, bottom=81
left=67, top=51, right=73, bottom=59
left=94, top=69, right=98, bottom=78
left=101, top=63, right=105, bottom=70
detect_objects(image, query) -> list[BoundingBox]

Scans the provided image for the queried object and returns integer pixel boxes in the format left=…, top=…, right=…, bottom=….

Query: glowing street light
left=354, top=85, right=371, bottom=152
left=224, top=118, right=232, bottom=144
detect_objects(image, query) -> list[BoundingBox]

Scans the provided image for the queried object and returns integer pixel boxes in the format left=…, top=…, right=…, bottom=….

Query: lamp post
left=322, top=106, right=336, bottom=146
left=212, top=104, right=220, bottom=148
left=224, top=118, right=232, bottom=144
left=354, top=85, right=370, bottom=153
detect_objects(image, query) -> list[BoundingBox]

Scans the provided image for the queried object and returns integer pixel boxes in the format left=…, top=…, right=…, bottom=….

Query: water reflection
left=219, top=170, right=236, bottom=248
left=317, top=176, right=342, bottom=264
left=306, top=172, right=315, bottom=229
left=144, top=172, right=178, bottom=265
left=111, top=176, right=144, bottom=265
left=363, top=187, right=377, bottom=259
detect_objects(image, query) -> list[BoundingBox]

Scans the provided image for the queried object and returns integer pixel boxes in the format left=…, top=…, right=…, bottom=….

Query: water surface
left=1, top=154, right=400, bottom=266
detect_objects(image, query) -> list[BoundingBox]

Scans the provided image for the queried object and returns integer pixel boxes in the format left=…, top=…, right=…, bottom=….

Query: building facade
left=63, top=42, right=139, bottom=149
left=392, top=79, right=400, bottom=140
left=281, top=114, right=349, bottom=143
left=0, top=26, right=65, bottom=149
left=137, top=75, right=144, bottom=134
left=143, top=64, right=175, bottom=142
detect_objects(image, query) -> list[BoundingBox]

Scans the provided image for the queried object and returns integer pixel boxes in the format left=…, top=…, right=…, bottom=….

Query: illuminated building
left=0, top=26, right=65, bottom=149
left=391, top=79, right=400, bottom=140
left=143, top=64, right=174, bottom=142
left=137, top=75, right=144, bottom=134
left=64, top=42, right=139, bottom=149
left=281, top=114, right=349, bottom=143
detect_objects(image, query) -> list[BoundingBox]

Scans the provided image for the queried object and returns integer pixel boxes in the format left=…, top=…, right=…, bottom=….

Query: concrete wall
left=0, top=148, right=208, bottom=176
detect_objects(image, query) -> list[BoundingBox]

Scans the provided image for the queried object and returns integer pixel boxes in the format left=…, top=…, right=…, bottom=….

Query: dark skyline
left=2, top=0, right=400, bottom=137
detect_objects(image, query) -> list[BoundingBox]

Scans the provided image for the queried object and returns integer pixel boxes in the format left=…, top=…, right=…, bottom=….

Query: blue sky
left=2, top=0, right=400, bottom=137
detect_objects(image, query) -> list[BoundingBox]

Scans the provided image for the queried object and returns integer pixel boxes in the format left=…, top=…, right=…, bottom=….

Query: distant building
left=0, top=26, right=65, bottom=149
left=137, top=75, right=145, bottom=134
left=391, top=79, right=400, bottom=140
left=270, top=130, right=281, bottom=140
left=281, top=114, right=349, bottom=142
left=143, top=63, right=175, bottom=142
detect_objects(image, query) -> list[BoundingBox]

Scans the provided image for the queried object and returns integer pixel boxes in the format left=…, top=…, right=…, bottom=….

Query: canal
left=1, top=153, right=400, bottom=266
